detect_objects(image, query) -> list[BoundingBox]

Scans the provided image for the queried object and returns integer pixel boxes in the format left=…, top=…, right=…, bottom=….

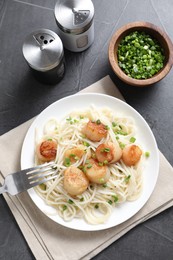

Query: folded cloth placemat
left=0, top=75, right=173, bottom=260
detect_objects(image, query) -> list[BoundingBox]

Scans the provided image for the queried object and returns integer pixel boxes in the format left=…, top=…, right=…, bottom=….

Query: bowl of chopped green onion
left=109, top=21, right=173, bottom=86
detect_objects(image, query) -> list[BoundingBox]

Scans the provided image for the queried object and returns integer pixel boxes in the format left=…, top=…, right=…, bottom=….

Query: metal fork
left=0, top=162, right=57, bottom=195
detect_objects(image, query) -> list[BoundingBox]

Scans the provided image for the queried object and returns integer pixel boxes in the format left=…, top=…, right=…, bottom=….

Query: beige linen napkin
left=0, top=75, right=173, bottom=260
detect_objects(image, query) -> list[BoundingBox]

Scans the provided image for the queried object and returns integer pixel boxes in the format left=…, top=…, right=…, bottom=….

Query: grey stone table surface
left=0, top=0, right=173, bottom=259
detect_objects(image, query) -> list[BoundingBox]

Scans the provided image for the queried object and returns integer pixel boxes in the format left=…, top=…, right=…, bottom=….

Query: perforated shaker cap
left=22, top=29, right=64, bottom=72
left=54, top=0, right=94, bottom=34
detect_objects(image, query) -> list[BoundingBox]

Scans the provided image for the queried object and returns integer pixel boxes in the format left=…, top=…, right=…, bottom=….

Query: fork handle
left=0, top=184, right=5, bottom=195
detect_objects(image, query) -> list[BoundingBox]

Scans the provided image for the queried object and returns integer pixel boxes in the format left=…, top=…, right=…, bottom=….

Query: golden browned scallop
left=36, top=138, right=57, bottom=162
left=82, top=120, right=108, bottom=142
left=95, top=142, right=122, bottom=163
left=122, top=144, right=142, bottom=166
left=85, top=158, right=110, bottom=184
left=64, top=145, right=87, bottom=164
left=63, top=166, right=89, bottom=196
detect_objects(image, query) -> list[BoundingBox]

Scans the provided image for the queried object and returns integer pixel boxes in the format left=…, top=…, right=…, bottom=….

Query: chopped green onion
left=95, top=204, right=99, bottom=209
left=66, top=117, right=79, bottom=124
left=124, top=175, right=131, bottom=183
left=108, top=200, right=113, bottom=205
left=96, top=119, right=101, bottom=125
left=66, top=116, right=72, bottom=121
left=99, top=178, right=105, bottom=183
left=87, top=164, right=92, bottom=169
left=101, top=148, right=110, bottom=153
left=145, top=151, right=150, bottom=157
left=103, top=160, right=108, bottom=165
left=98, top=162, right=104, bottom=166
left=39, top=183, right=46, bottom=190
left=105, top=125, right=110, bottom=130
left=112, top=195, right=119, bottom=203
left=69, top=154, right=79, bottom=160
left=117, top=31, right=165, bottom=79
left=62, top=205, right=67, bottom=211
left=119, top=143, right=126, bottom=149
left=68, top=199, right=74, bottom=204
left=64, top=158, right=71, bottom=167
left=130, top=137, right=136, bottom=143
left=69, top=153, right=76, bottom=157
left=114, top=130, right=127, bottom=135
left=112, top=122, right=117, bottom=127
left=83, top=141, right=90, bottom=147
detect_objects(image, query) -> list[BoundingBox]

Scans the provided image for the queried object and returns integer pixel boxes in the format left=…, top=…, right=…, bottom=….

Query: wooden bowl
left=109, top=21, right=173, bottom=86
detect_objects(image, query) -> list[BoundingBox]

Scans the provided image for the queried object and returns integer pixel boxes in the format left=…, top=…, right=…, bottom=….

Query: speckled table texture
left=0, top=0, right=173, bottom=259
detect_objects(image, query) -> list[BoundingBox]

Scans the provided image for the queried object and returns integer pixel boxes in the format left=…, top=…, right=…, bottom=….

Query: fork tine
left=29, top=174, right=58, bottom=187
left=27, top=166, right=56, bottom=177
left=1, top=162, right=58, bottom=195
left=28, top=170, right=56, bottom=181
left=24, top=162, right=56, bottom=176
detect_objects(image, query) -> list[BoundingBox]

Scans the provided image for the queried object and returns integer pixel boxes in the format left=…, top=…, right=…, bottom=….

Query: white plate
left=21, top=93, right=159, bottom=231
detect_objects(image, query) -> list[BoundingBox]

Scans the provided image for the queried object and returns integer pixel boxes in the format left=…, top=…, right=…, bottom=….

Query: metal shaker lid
left=22, top=29, right=64, bottom=72
left=54, top=0, right=94, bottom=34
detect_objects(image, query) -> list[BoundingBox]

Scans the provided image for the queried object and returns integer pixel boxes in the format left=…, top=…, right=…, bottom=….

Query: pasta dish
left=34, top=105, right=145, bottom=225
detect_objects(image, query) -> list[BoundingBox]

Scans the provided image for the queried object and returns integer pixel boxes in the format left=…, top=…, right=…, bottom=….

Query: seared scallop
left=82, top=120, right=108, bottom=142
left=64, top=145, right=87, bottom=164
left=36, top=138, right=57, bottom=162
left=122, top=144, right=142, bottom=166
left=85, top=158, right=110, bottom=184
left=95, top=142, right=122, bottom=163
left=63, top=166, right=89, bottom=196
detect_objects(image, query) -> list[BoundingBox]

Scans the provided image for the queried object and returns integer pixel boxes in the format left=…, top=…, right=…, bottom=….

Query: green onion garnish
left=87, top=164, right=92, bottom=169
left=112, top=122, right=117, bottom=127
left=124, top=175, right=131, bottom=183
left=119, top=143, right=126, bottom=149
left=99, top=178, right=104, bottom=183
left=83, top=141, right=90, bottom=147
left=96, top=119, right=101, bottom=125
left=101, top=148, right=110, bottom=153
left=130, top=137, right=136, bottom=143
left=117, top=31, right=165, bottom=79
left=64, top=158, right=71, bottom=167
left=39, top=183, right=46, bottom=190
left=112, top=195, right=118, bottom=203
left=145, top=151, right=150, bottom=157
left=62, top=205, right=67, bottom=211
left=105, top=125, right=110, bottom=130
left=66, top=116, right=72, bottom=121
